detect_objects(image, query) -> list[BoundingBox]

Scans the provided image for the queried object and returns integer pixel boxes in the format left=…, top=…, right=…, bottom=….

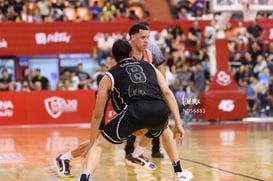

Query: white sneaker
left=175, top=169, right=193, bottom=181
left=125, top=153, right=157, bottom=171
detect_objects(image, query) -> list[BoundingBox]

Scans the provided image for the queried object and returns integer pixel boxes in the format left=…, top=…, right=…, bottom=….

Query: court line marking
left=180, top=158, right=265, bottom=181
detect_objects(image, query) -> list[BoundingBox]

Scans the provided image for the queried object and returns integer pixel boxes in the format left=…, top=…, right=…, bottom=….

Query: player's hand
left=173, top=124, right=185, bottom=144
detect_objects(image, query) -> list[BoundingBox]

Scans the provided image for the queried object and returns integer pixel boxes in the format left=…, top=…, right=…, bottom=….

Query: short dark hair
left=112, top=39, right=132, bottom=62
left=128, top=23, right=149, bottom=37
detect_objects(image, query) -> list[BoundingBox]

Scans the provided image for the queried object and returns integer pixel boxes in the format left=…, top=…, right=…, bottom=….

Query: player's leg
left=55, top=140, right=89, bottom=178
left=80, top=134, right=112, bottom=181
left=161, top=126, right=193, bottom=181
left=124, top=135, right=136, bottom=158
left=151, top=136, right=164, bottom=158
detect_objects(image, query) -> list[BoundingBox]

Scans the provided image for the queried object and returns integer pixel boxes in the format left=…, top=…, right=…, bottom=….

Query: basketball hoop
left=241, top=1, right=258, bottom=21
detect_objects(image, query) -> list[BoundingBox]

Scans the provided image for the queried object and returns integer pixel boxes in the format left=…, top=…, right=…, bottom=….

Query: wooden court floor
left=0, top=121, right=272, bottom=181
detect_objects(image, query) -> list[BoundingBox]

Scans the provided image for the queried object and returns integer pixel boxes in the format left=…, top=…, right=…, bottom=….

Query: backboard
left=211, top=0, right=273, bottom=21
left=211, top=0, right=273, bottom=11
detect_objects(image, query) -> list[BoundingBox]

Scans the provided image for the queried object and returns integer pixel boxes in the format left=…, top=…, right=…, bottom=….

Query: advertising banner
left=25, top=90, right=95, bottom=124
left=0, top=20, right=272, bottom=55
left=0, top=92, right=26, bottom=125
left=0, top=90, right=96, bottom=126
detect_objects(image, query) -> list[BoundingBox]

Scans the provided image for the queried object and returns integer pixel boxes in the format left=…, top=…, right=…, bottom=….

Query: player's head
left=112, top=39, right=132, bottom=63
left=138, top=21, right=150, bottom=29
left=129, top=23, right=149, bottom=52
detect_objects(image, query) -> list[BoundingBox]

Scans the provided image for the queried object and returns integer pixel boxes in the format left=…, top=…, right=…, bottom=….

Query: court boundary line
left=180, top=158, right=265, bottom=181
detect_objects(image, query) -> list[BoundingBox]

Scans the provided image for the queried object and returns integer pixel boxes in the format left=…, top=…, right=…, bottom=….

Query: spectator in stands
left=235, top=63, right=254, bottom=85
left=153, top=32, right=169, bottom=54
left=19, top=68, right=33, bottom=91
left=115, top=9, right=130, bottom=21
left=174, top=0, right=192, bottom=19
left=172, top=24, right=185, bottom=40
left=37, top=0, right=51, bottom=21
left=22, top=0, right=39, bottom=22
left=177, top=7, right=190, bottom=19
left=90, top=63, right=109, bottom=91
left=115, top=0, right=128, bottom=14
left=244, top=51, right=255, bottom=68
left=171, top=34, right=186, bottom=63
left=88, top=0, right=103, bottom=21
left=56, top=81, right=65, bottom=90
left=97, top=32, right=114, bottom=65
left=12, top=0, right=24, bottom=19
left=224, top=21, right=236, bottom=54
left=247, top=19, right=265, bottom=49
left=249, top=74, right=267, bottom=116
left=128, top=9, right=139, bottom=20
left=5, top=5, right=18, bottom=21
left=264, top=42, right=273, bottom=73
left=101, top=0, right=116, bottom=21
left=192, top=0, right=206, bottom=15
left=0, top=68, right=14, bottom=91
left=258, top=67, right=271, bottom=90
left=189, top=61, right=210, bottom=97
left=234, top=20, right=248, bottom=52
left=76, top=63, right=93, bottom=89
left=160, top=25, right=174, bottom=54
left=248, top=41, right=263, bottom=66
left=71, top=69, right=80, bottom=90
left=32, top=68, right=51, bottom=90
left=239, top=78, right=258, bottom=116
left=174, top=81, right=186, bottom=111
left=173, top=63, right=192, bottom=93
left=33, top=81, right=42, bottom=91
left=187, top=20, right=203, bottom=50
left=253, top=54, right=268, bottom=74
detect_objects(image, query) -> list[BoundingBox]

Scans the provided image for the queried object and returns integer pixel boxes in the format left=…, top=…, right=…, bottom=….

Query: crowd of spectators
left=1, top=0, right=273, bottom=23
left=169, top=0, right=273, bottom=20
left=0, top=0, right=150, bottom=22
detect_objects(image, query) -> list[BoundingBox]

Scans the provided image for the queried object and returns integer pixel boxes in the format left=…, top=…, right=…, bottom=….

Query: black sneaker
left=151, top=152, right=164, bottom=158
left=55, top=154, right=73, bottom=178
left=80, top=173, right=90, bottom=181
left=125, top=153, right=157, bottom=171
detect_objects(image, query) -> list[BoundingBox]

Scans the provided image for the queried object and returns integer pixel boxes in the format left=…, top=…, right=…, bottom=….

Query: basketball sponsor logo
left=35, top=32, right=71, bottom=45
left=44, top=96, right=77, bottom=119
left=0, top=38, right=8, bottom=48
left=218, top=99, right=235, bottom=112
left=0, top=100, right=13, bottom=117
left=216, top=71, right=231, bottom=86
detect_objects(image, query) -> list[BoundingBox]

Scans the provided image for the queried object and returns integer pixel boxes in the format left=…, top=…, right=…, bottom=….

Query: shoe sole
left=125, top=158, right=157, bottom=171
left=53, top=159, right=74, bottom=178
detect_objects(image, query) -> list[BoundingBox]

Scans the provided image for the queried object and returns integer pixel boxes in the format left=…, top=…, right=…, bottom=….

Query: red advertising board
left=0, top=20, right=272, bottom=55
left=0, top=92, right=26, bottom=125
left=0, top=90, right=96, bottom=126
left=199, top=70, right=247, bottom=120
left=25, top=90, right=95, bottom=124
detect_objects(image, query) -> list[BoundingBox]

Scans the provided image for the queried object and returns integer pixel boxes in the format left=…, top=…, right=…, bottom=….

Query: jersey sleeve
left=147, top=42, right=165, bottom=66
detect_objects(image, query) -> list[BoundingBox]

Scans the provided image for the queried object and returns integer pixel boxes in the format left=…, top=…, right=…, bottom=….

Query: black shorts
left=101, top=99, right=169, bottom=144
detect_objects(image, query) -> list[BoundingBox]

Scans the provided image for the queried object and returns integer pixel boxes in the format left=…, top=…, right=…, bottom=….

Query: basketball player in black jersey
left=124, top=22, right=166, bottom=159
left=79, top=40, right=192, bottom=181
left=124, top=23, right=193, bottom=181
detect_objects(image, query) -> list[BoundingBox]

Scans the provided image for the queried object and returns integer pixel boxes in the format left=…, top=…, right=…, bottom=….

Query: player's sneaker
left=79, top=173, right=91, bottom=181
left=125, top=153, right=156, bottom=171
left=55, top=154, right=73, bottom=178
left=175, top=169, right=193, bottom=181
